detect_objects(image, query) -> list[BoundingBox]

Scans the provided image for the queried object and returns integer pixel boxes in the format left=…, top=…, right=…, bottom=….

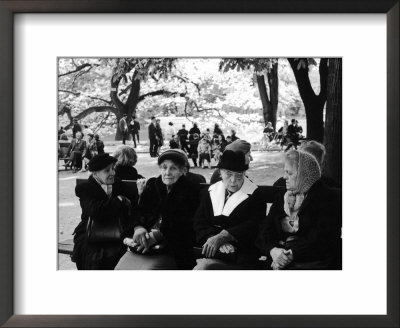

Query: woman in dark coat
left=256, top=149, right=342, bottom=270
left=72, top=154, right=138, bottom=270
left=115, top=149, right=201, bottom=270
left=193, top=150, right=266, bottom=270
left=112, top=145, right=144, bottom=181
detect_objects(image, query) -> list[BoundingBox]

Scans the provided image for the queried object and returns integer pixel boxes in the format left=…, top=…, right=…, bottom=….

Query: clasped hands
left=202, top=230, right=236, bottom=258
left=131, top=226, right=158, bottom=254
left=270, top=247, right=293, bottom=270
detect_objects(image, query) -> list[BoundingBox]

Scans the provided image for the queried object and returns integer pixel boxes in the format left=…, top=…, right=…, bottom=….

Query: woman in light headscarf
left=256, top=149, right=342, bottom=270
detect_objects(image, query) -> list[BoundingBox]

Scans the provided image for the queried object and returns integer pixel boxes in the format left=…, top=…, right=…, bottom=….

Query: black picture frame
left=0, top=1, right=398, bottom=327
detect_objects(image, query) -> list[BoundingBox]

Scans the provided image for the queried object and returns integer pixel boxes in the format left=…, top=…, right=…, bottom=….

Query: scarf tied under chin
left=282, top=150, right=321, bottom=234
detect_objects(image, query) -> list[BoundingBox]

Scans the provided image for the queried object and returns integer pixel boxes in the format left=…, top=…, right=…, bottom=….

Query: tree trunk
left=288, top=58, right=327, bottom=142
left=256, top=72, right=278, bottom=129
left=267, top=61, right=279, bottom=130
left=323, top=59, right=342, bottom=184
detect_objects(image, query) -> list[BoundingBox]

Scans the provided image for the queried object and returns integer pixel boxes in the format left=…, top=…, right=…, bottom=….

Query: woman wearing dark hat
left=210, top=139, right=253, bottom=184
left=193, top=150, right=266, bottom=270
left=256, top=150, right=342, bottom=270
left=115, top=149, right=201, bottom=270
left=72, top=153, right=138, bottom=270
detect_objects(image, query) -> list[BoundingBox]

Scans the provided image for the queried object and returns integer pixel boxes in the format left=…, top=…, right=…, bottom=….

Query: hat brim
left=218, top=162, right=248, bottom=172
left=158, top=153, right=186, bottom=167
left=89, top=156, right=117, bottom=172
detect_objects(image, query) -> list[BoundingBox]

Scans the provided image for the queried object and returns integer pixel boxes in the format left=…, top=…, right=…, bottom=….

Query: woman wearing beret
left=193, top=150, right=266, bottom=270
left=256, top=149, right=342, bottom=270
left=72, top=153, right=138, bottom=270
left=115, top=149, right=201, bottom=270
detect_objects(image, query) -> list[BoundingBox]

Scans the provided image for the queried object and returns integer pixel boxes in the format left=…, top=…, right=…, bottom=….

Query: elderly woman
left=257, top=150, right=342, bottom=270
left=210, top=139, right=253, bottom=184
left=193, top=150, right=266, bottom=270
left=112, top=145, right=144, bottom=181
left=65, top=131, right=86, bottom=173
left=72, top=154, right=138, bottom=270
left=115, top=149, right=201, bottom=270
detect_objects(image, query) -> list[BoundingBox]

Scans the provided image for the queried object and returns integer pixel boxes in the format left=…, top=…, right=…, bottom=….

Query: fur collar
left=208, top=178, right=258, bottom=216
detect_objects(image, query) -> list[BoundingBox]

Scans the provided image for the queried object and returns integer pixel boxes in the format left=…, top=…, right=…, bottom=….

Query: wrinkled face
left=160, top=160, right=185, bottom=186
left=94, top=163, right=116, bottom=185
left=221, top=169, right=245, bottom=193
left=283, top=161, right=298, bottom=191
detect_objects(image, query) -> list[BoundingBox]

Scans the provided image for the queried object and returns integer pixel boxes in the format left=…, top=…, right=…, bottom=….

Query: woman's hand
left=270, top=248, right=293, bottom=270
left=132, top=226, right=150, bottom=249
left=202, top=230, right=234, bottom=258
left=135, top=232, right=158, bottom=254
left=219, top=243, right=235, bottom=254
left=136, top=178, right=147, bottom=197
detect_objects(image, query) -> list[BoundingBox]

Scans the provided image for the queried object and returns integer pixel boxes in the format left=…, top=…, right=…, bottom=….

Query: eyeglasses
left=221, top=170, right=245, bottom=179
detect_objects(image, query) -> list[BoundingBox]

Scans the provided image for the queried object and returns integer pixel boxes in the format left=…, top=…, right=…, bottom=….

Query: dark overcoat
left=256, top=180, right=342, bottom=269
left=134, top=175, right=201, bottom=269
left=72, top=175, right=138, bottom=270
left=193, top=179, right=266, bottom=268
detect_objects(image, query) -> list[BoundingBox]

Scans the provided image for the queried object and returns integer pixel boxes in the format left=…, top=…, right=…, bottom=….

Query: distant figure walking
left=129, top=116, right=140, bottom=148
left=148, top=116, right=159, bottom=157
left=177, top=124, right=190, bottom=153
left=119, top=114, right=129, bottom=145
left=94, top=134, right=105, bottom=155
left=155, top=119, right=164, bottom=153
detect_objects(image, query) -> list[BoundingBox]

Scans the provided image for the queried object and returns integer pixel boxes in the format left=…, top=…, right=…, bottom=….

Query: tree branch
left=58, top=63, right=93, bottom=77
left=62, top=106, right=116, bottom=129
left=58, top=89, right=112, bottom=105
left=59, top=89, right=80, bottom=96
left=138, top=89, right=187, bottom=102
left=172, top=75, right=201, bottom=94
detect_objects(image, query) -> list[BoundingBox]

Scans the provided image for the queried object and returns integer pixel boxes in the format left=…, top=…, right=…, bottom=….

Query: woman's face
left=221, top=169, right=245, bottom=193
left=160, top=160, right=185, bottom=186
left=283, top=161, right=298, bottom=191
left=94, top=163, right=116, bottom=185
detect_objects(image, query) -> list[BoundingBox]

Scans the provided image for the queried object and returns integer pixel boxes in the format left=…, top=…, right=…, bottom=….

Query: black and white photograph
left=58, top=57, right=342, bottom=271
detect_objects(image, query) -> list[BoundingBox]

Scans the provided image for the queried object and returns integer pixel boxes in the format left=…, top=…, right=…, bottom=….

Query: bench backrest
left=76, top=179, right=283, bottom=204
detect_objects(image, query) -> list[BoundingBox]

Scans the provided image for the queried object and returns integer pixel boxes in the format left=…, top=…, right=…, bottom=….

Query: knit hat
left=88, top=153, right=117, bottom=172
left=218, top=150, right=248, bottom=172
left=287, top=150, right=321, bottom=194
left=225, top=139, right=251, bottom=154
left=158, top=149, right=187, bottom=168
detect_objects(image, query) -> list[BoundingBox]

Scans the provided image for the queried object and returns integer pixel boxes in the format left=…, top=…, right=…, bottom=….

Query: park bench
left=57, top=179, right=285, bottom=256
left=58, top=140, right=71, bottom=169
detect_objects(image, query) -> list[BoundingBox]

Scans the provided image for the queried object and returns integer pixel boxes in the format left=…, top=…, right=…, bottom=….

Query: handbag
left=86, top=216, right=123, bottom=243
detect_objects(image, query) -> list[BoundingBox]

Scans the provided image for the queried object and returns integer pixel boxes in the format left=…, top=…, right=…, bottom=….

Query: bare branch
left=62, top=106, right=116, bottom=129
left=93, top=112, right=111, bottom=134
left=59, top=63, right=93, bottom=77
left=172, top=74, right=201, bottom=94
left=59, top=89, right=80, bottom=96
left=138, top=90, right=187, bottom=102
left=58, top=89, right=112, bottom=105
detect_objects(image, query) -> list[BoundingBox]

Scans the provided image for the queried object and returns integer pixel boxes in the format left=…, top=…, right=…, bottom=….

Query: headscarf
left=282, top=150, right=321, bottom=233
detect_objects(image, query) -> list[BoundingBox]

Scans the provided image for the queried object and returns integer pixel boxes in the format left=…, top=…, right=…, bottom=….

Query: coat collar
left=208, top=177, right=258, bottom=217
